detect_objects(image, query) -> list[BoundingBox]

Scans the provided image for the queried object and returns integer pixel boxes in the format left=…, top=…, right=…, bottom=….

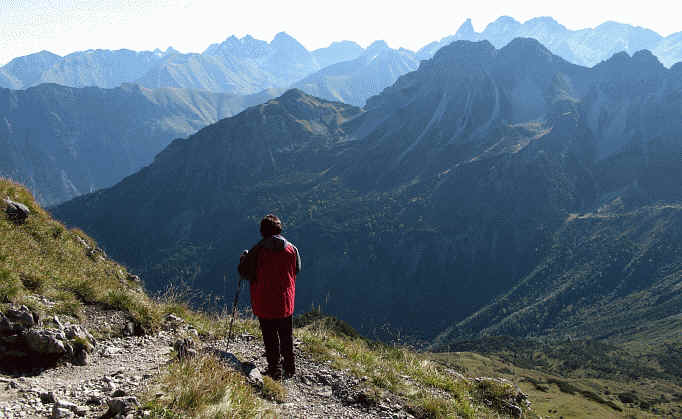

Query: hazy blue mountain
left=0, top=69, right=19, bottom=89
left=266, top=32, right=320, bottom=82
left=420, top=16, right=682, bottom=67
left=0, top=49, right=170, bottom=89
left=417, top=18, right=480, bottom=59
left=293, top=41, right=418, bottom=106
left=138, top=32, right=321, bottom=94
left=312, top=41, right=365, bottom=68
left=38, top=48, right=173, bottom=88
left=0, top=51, right=62, bottom=88
left=53, top=39, right=681, bottom=343
left=0, top=33, right=323, bottom=94
left=135, top=52, right=273, bottom=94
left=0, top=83, right=281, bottom=205
left=653, top=32, right=682, bottom=66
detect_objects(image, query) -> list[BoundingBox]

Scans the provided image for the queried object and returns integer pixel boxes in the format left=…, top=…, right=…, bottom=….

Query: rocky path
left=210, top=335, right=414, bottom=419
left=1, top=308, right=417, bottom=419
left=0, top=331, right=175, bottom=418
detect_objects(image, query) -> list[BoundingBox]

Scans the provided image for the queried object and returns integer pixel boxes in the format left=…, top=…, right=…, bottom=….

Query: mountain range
left=52, top=38, right=682, bottom=347
left=5, top=16, right=682, bottom=107
left=418, top=16, right=682, bottom=67
left=0, top=83, right=282, bottom=205
left=0, top=33, right=367, bottom=95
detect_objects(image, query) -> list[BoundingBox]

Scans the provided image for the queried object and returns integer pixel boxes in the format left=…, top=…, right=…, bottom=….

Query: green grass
left=0, top=177, right=268, bottom=342
left=0, top=178, right=161, bottom=329
left=430, top=351, right=682, bottom=418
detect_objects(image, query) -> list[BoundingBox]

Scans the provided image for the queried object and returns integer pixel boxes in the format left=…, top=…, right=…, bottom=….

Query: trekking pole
left=226, top=274, right=243, bottom=349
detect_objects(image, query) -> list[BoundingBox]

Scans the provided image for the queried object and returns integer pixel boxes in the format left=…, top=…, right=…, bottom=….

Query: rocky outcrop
left=0, top=305, right=96, bottom=372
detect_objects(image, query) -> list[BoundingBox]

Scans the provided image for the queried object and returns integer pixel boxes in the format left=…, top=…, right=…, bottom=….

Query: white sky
left=1, top=0, right=680, bottom=65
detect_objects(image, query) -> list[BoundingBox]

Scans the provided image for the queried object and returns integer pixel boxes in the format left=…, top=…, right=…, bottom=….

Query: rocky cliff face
left=53, top=39, right=682, bottom=342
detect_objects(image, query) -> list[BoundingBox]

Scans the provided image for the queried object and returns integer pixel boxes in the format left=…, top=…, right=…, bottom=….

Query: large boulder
left=1, top=305, right=37, bottom=335
left=5, top=305, right=37, bottom=329
left=24, top=329, right=69, bottom=355
left=0, top=306, right=97, bottom=372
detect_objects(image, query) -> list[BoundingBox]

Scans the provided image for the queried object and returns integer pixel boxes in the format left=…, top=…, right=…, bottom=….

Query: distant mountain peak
left=594, top=49, right=665, bottom=77
left=432, top=39, right=495, bottom=64
left=525, top=16, right=560, bottom=25
left=271, top=32, right=307, bottom=52
left=366, top=40, right=390, bottom=53
left=504, top=36, right=549, bottom=51
left=329, top=40, right=362, bottom=48
left=280, top=87, right=308, bottom=99
left=273, top=31, right=295, bottom=41
left=455, top=18, right=476, bottom=37
left=493, top=16, right=520, bottom=25
left=632, top=49, right=660, bottom=63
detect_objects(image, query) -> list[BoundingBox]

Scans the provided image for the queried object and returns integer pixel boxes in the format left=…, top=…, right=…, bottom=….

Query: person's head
left=260, top=214, right=282, bottom=237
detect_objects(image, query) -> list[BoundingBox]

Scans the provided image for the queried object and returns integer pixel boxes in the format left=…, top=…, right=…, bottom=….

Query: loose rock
left=4, top=196, right=30, bottom=222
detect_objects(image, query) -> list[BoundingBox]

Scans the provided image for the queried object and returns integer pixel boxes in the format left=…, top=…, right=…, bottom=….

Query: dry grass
left=155, top=286, right=261, bottom=339
left=143, top=353, right=271, bottom=418
left=295, top=318, right=481, bottom=418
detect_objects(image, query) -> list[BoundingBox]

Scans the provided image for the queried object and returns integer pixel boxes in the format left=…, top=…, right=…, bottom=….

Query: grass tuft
left=143, top=353, right=268, bottom=418
left=262, top=376, right=287, bottom=403
left=0, top=269, right=23, bottom=303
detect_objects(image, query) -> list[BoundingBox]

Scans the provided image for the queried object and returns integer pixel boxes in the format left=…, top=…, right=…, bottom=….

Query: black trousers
left=258, top=315, right=295, bottom=376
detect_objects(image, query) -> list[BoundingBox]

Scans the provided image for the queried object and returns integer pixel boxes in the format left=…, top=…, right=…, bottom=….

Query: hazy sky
left=2, top=0, right=680, bottom=65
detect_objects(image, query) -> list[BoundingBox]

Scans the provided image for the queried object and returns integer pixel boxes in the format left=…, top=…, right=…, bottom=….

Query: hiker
left=238, top=214, right=301, bottom=379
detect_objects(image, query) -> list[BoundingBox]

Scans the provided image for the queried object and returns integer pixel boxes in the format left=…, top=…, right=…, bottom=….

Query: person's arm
left=238, top=242, right=262, bottom=282
left=292, top=245, right=301, bottom=275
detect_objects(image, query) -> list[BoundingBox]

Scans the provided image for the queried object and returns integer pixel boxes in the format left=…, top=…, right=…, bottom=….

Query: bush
left=20, top=273, right=45, bottom=292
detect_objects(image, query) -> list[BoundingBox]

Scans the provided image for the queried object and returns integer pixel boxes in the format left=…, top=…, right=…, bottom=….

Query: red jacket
left=242, top=235, right=301, bottom=319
